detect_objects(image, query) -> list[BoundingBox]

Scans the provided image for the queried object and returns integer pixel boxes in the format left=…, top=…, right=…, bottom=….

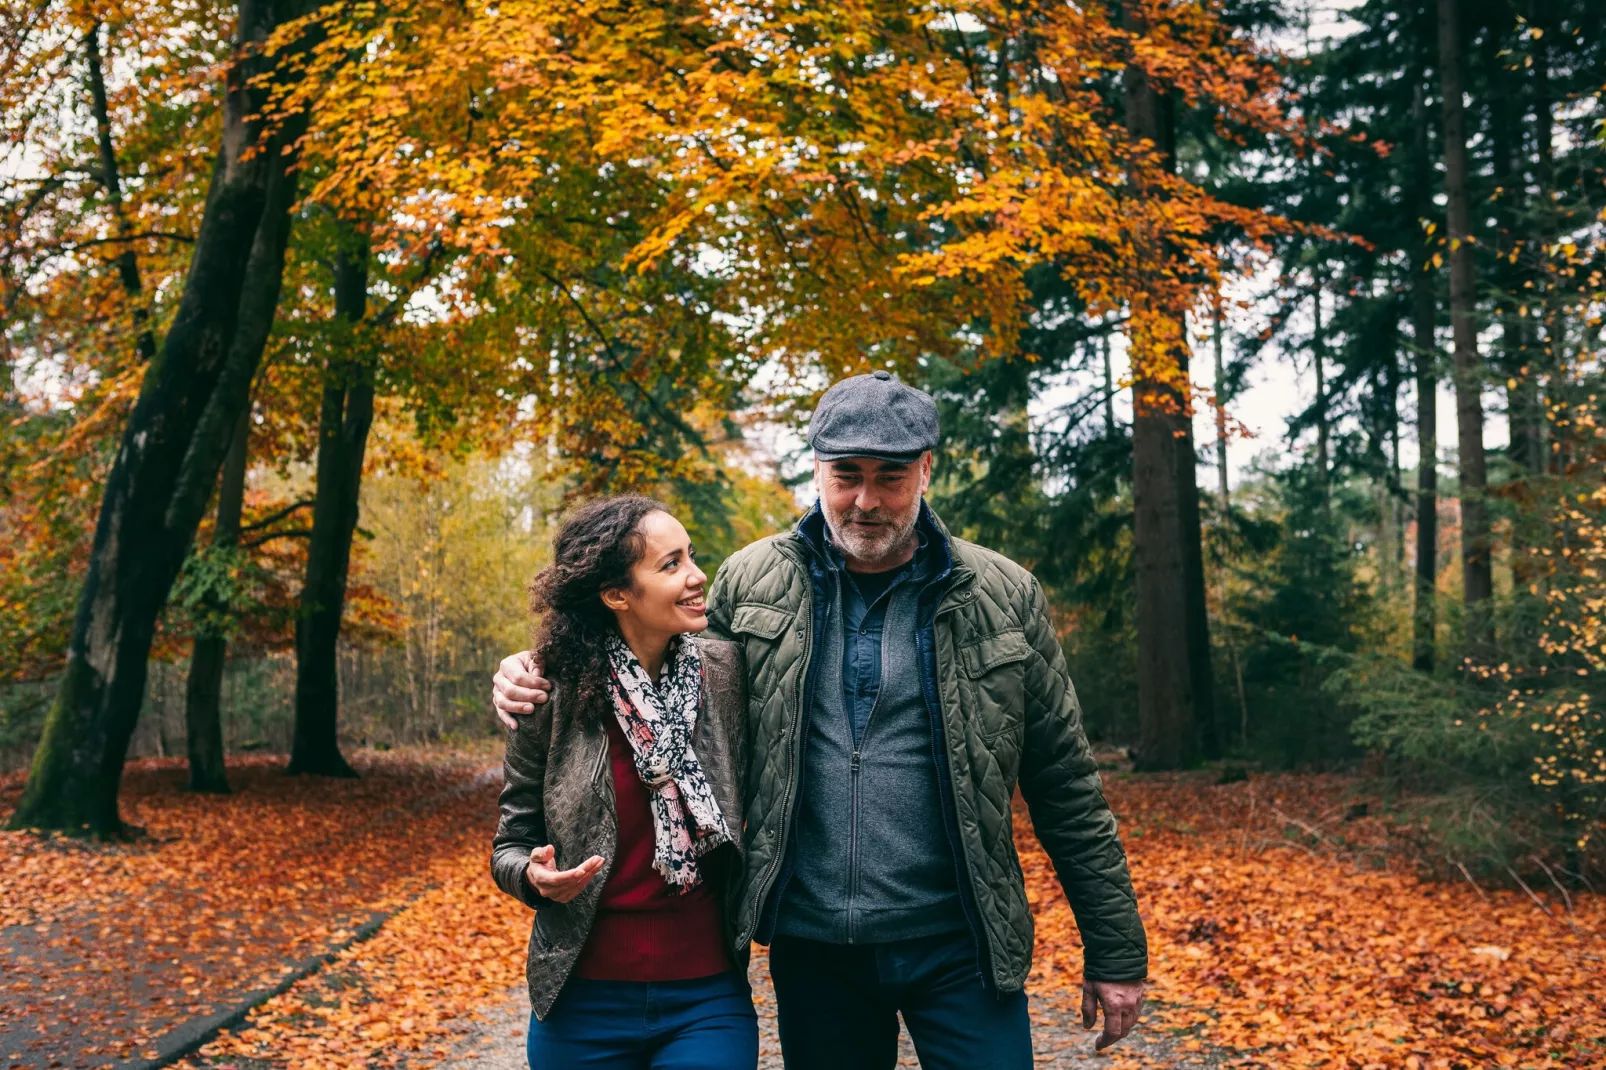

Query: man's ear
left=811, top=456, right=822, bottom=495
left=599, top=586, right=630, bottom=613
left=918, top=451, right=933, bottom=495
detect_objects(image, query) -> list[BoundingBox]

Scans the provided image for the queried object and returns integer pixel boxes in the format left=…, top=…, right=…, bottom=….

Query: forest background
left=3, top=0, right=1606, bottom=1065
left=5, top=0, right=1601, bottom=876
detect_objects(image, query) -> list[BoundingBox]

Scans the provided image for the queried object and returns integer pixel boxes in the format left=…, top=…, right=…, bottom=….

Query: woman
left=490, top=496, right=756, bottom=1069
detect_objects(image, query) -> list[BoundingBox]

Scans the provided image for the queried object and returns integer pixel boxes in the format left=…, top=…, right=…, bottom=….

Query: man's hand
left=1082, top=979, right=1144, bottom=1051
left=524, top=845, right=604, bottom=903
left=492, top=651, right=551, bottom=730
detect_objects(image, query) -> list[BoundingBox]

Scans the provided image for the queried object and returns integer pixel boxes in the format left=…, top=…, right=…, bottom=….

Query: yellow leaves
left=264, top=0, right=1302, bottom=384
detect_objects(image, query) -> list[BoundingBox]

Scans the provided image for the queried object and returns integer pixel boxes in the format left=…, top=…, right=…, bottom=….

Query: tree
left=1436, top=0, right=1493, bottom=648
left=9, top=0, right=315, bottom=834
left=83, top=20, right=156, bottom=363
left=180, top=406, right=249, bottom=793
left=1, top=3, right=221, bottom=688
left=288, top=222, right=371, bottom=778
left=1410, top=75, right=1442, bottom=672
left=1123, top=2, right=1211, bottom=770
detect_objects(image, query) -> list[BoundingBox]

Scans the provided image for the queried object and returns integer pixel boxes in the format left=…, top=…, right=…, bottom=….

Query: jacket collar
left=793, top=499, right=957, bottom=587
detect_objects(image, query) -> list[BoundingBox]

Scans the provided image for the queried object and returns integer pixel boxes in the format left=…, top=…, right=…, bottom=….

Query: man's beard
left=823, top=500, right=920, bottom=567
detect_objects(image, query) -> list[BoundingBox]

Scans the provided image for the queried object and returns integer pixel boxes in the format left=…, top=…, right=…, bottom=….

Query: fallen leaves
left=0, top=748, right=500, bottom=1068
left=1025, top=773, right=1606, bottom=1070
left=176, top=833, right=529, bottom=1069
left=9, top=753, right=1603, bottom=1069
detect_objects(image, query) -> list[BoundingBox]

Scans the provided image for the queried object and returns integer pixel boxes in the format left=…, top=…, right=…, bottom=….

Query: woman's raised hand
left=524, top=845, right=604, bottom=903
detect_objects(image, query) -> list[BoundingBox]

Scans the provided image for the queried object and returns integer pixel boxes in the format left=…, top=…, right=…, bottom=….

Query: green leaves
left=171, top=543, right=256, bottom=641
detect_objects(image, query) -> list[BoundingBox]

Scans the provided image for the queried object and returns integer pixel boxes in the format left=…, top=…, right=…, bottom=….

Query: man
left=493, top=372, right=1147, bottom=1068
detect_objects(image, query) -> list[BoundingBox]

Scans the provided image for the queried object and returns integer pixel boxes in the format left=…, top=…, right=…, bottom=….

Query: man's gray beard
left=823, top=502, right=920, bottom=568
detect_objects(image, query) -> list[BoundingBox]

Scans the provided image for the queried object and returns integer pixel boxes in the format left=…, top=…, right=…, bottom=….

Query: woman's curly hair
left=528, top=495, right=669, bottom=726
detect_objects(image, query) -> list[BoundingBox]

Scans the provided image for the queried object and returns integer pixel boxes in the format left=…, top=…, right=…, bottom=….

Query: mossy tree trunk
left=183, top=406, right=250, bottom=794
left=8, top=0, right=312, bottom=836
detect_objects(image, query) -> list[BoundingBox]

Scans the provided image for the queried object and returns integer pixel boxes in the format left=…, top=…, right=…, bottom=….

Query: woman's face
left=601, top=510, right=709, bottom=639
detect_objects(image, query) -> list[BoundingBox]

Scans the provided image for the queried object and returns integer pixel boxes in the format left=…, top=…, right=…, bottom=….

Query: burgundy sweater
left=573, top=717, right=733, bottom=981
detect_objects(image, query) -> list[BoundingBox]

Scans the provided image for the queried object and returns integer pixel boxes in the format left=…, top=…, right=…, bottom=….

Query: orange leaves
left=1026, top=774, right=1606, bottom=1070
left=0, top=748, right=501, bottom=1067
left=181, top=840, right=530, bottom=1068
left=16, top=751, right=1598, bottom=1068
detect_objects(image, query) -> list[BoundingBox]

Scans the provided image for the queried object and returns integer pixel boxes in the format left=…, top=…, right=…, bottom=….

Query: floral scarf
left=605, top=633, right=734, bottom=891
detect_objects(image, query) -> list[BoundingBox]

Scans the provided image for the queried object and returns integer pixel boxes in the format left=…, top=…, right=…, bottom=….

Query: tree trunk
left=289, top=226, right=373, bottom=779
left=1530, top=0, right=1560, bottom=480
left=1123, top=4, right=1211, bottom=769
left=1489, top=54, right=1543, bottom=482
left=1411, top=77, right=1440, bottom=673
left=1102, top=330, right=1116, bottom=436
left=8, top=0, right=311, bottom=835
left=1178, top=359, right=1218, bottom=763
left=1213, top=300, right=1250, bottom=745
left=1213, top=299, right=1229, bottom=505
left=183, top=406, right=249, bottom=794
left=1436, top=0, right=1493, bottom=649
left=1386, top=355, right=1406, bottom=585
left=1312, top=279, right=1329, bottom=497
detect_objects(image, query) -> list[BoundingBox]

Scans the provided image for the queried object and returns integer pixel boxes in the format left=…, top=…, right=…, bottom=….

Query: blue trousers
left=769, top=932, right=1032, bottom=1070
left=526, top=970, right=757, bottom=1069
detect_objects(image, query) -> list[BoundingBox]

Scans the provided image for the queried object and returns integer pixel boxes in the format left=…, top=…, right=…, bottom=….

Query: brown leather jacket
left=489, top=638, right=748, bottom=1019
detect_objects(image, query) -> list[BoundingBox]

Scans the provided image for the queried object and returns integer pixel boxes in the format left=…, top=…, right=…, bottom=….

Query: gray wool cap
left=807, top=371, right=939, bottom=463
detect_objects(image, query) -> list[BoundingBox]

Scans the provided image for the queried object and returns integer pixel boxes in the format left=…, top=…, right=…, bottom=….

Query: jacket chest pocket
left=956, top=629, right=1029, bottom=742
left=730, top=603, right=798, bottom=704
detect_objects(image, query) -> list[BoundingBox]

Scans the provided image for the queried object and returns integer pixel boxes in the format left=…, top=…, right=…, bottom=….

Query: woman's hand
left=525, top=845, right=604, bottom=903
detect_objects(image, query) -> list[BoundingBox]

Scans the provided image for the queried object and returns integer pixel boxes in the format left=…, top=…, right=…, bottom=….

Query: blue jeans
left=769, top=932, right=1032, bottom=1070
left=526, top=970, right=758, bottom=1069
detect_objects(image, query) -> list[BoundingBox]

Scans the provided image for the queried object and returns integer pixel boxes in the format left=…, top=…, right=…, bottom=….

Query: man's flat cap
left=807, top=370, right=939, bottom=463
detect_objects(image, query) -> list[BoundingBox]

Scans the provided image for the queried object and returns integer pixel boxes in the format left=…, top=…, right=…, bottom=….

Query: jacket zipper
left=847, top=748, right=861, bottom=942
left=846, top=576, right=898, bottom=945
left=742, top=561, right=815, bottom=943
left=542, top=731, right=617, bottom=1013
left=925, top=580, right=998, bottom=988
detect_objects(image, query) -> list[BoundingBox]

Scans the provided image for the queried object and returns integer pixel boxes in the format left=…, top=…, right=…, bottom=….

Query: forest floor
left=4, top=745, right=1604, bottom=1070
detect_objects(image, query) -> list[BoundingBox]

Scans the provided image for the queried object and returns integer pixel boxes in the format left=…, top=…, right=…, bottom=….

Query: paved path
left=436, top=956, right=1218, bottom=1069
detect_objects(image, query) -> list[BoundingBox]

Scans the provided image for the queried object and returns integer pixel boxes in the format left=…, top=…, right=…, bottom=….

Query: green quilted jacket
left=706, top=508, right=1148, bottom=988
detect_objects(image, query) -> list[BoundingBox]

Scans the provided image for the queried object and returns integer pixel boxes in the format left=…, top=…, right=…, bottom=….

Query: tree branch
left=240, top=498, right=316, bottom=533
left=241, top=528, right=313, bottom=549
left=535, top=267, right=709, bottom=457
left=84, top=20, right=156, bottom=360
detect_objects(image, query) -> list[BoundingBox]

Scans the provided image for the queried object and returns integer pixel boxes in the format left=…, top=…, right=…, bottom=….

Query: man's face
left=814, top=453, right=932, bottom=568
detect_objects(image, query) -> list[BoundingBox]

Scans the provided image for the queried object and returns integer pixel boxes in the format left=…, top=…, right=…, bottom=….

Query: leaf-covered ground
left=5, top=753, right=1602, bottom=1069
left=0, top=750, right=502, bottom=1069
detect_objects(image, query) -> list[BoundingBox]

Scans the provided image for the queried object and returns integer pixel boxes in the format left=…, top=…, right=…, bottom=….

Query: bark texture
left=1410, top=77, right=1440, bottom=673
left=1436, top=0, right=1493, bottom=648
left=1124, top=4, right=1212, bottom=769
left=183, top=406, right=249, bottom=794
